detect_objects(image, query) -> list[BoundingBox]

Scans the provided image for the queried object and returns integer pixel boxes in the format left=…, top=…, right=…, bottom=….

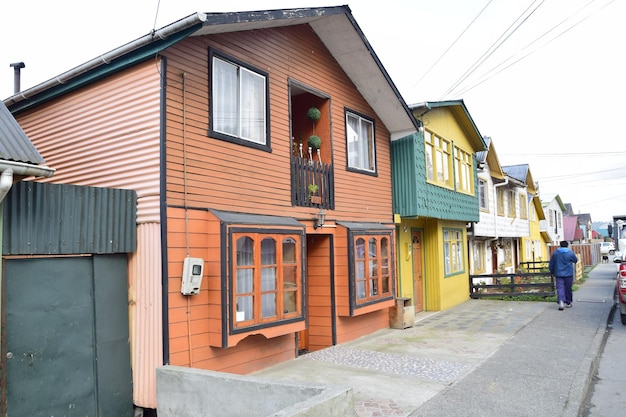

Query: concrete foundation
left=156, top=365, right=357, bottom=417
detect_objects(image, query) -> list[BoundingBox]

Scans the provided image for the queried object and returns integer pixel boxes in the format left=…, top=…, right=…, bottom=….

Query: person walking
left=549, top=240, right=579, bottom=311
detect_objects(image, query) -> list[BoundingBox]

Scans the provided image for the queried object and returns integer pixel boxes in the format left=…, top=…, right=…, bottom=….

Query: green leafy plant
left=307, top=107, right=321, bottom=122
left=308, top=135, right=321, bottom=150
left=308, top=184, right=319, bottom=196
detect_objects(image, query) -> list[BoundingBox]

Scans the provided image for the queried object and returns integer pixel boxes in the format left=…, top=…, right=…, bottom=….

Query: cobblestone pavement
left=254, top=300, right=548, bottom=417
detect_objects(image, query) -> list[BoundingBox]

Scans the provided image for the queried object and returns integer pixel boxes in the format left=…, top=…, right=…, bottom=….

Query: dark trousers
left=555, top=276, right=573, bottom=304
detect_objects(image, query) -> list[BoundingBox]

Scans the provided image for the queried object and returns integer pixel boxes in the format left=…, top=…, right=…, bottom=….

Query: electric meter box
left=181, top=257, right=204, bottom=295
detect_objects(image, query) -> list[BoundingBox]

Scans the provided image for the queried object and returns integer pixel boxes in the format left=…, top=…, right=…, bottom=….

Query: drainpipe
left=491, top=177, right=509, bottom=242
left=0, top=160, right=55, bottom=204
left=0, top=170, right=13, bottom=203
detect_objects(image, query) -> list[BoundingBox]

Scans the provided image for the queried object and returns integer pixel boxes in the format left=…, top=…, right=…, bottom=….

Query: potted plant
left=308, top=135, right=321, bottom=150
left=307, top=107, right=321, bottom=122
left=308, top=183, right=321, bottom=204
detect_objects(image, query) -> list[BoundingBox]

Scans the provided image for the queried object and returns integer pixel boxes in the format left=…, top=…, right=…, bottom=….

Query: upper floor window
left=210, top=51, right=269, bottom=149
left=506, top=190, right=517, bottom=218
left=443, top=228, right=464, bottom=276
left=454, top=147, right=473, bottom=193
left=519, top=194, right=528, bottom=219
left=233, top=232, right=303, bottom=330
left=346, top=110, right=376, bottom=173
left=496, top=188, right=505, bottom=216
left=478, top=179, right=488, bottom=210
left=424, top=130, right=452, bottom=188
left=353, top=234, right=392, bottom=305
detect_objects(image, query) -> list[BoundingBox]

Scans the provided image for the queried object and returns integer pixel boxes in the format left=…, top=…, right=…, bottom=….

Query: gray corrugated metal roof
left=0, top=100, right=45, bottom=164
left=4, top=7, right=419, bottom=136
left=502, top=164, right=528, bottom=183
left=209, top=209, right=304, bottom=227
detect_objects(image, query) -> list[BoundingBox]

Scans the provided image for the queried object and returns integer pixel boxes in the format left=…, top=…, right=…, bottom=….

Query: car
left=601, top=242, right=615, bottom=255
left=614, top=251, right=623, bottom=263
left=616, top=261, right=626, bottom=324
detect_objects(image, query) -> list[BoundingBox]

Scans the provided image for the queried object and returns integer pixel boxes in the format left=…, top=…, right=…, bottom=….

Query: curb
left=563, top=301, right=615, bottom=417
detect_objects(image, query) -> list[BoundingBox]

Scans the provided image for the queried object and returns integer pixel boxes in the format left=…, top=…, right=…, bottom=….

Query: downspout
left=491, top=177, right=509, bottom=243
left=0, top=170, right=13, bottom=204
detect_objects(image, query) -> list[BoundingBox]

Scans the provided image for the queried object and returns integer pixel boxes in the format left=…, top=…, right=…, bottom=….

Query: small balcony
left=291, top=156, right=334, bottom=209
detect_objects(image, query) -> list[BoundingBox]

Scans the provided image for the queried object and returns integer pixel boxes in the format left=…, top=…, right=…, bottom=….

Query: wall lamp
left=313, top=209, right=325, bottom=229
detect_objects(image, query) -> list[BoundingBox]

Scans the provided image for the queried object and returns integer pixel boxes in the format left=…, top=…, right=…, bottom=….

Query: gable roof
left=542, top=194, right=566, bottom=212
left=477, top=136, right=505, bottom=181
left=4, top=6, right=418, bottom=138
left=409, top=100, right=486, bottom=151
left=502, top=164, right=537, bottom=194
left=531, top=195, right=546, bottom=220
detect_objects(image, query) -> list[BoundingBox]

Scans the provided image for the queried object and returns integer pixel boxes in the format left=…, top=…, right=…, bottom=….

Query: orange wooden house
left=5, top=6, right=419, bottom=412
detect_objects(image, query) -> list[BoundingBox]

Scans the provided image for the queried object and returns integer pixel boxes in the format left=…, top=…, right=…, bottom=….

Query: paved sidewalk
left=253, top=263, right=615, bottom=417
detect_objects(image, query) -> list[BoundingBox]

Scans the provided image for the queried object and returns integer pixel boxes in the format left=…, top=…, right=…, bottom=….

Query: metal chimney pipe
left=9, top=62, right=25, bottom=94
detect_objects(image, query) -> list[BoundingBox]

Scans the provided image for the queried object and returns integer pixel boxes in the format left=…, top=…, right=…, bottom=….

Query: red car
left=616, top=261, right=626, bottom=324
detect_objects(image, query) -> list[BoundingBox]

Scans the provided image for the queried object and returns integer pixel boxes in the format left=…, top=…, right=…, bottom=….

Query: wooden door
left=298, top=235, right=334, bottom=354
left=412, top=231, right=424, bottom=313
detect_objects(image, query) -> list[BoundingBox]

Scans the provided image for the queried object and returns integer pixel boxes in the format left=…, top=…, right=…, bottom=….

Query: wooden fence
left=469, top=271, right=555, bottom=299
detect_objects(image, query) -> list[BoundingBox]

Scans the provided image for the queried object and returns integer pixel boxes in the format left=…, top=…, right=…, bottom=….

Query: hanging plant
left=308, top=135, right=321, bottom=150
left=307, top=107, right=321, bottom=122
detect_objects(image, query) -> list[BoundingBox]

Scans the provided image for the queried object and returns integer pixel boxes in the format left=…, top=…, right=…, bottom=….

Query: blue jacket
left=549, top=247, right=578, bottom=277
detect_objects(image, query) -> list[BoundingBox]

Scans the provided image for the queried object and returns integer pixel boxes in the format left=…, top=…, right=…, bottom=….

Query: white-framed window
left=210, top=51, right=268, bottom=148
left=443, top=228, right=464, bottom=276
left=346, top=110, right=376, bottom=173
left=478, top=179, right=488, bottom=210
left=454, top=147, right=473, bottom=193
left=424, top=130, right=452, bottom=187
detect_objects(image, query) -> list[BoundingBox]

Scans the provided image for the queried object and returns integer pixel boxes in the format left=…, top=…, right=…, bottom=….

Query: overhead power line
left=439, top=0, right=547, bottom=100
left=409, top=0, right=495, bottom=93
left=449, top=0, right=616, bottom=97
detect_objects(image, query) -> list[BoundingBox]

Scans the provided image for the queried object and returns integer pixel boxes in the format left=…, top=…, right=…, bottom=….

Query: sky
left=1, top=0, right=624, bottom=222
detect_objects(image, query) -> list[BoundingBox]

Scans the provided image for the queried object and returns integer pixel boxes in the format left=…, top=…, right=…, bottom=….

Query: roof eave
left=4, top=7, right=419, bottom=136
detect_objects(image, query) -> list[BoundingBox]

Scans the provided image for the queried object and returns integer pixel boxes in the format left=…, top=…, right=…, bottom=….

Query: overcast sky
left=1, top=0, right=623, bottom=222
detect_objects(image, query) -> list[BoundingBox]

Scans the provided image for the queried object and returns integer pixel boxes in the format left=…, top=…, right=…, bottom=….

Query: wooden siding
left=335, top=310, right=389, bottom=344
left=161, top=24, right=393, bottom=223
left=392, top=134, right=479, bottom=221
left=306, top=235, right=334, bottom=351
left=13, top=61, right=162, bottom=224
left=167, top=207, right=301, bottom=373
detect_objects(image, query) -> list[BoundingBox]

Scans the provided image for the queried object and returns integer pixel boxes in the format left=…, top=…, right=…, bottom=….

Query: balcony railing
left=291, top=156, right=334, bottom=209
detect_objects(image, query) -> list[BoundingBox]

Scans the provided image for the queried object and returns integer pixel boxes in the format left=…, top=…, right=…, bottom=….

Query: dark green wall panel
left=3, top=181, right=137, bottom=255
left=391, top=133, right=480, bottom=221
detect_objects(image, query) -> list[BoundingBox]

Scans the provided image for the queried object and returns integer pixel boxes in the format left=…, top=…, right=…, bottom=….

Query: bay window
left=232, top=231, right=303, bottom=330
left=352, top=234, right=392, bottom=306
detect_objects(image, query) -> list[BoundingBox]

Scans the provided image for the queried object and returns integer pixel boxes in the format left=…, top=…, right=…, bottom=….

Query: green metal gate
left=4, top=255, right=133, bottom=416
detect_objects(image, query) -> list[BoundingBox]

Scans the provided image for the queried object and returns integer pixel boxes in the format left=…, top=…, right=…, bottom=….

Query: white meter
left=181, top=257, right=204, bottom=295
